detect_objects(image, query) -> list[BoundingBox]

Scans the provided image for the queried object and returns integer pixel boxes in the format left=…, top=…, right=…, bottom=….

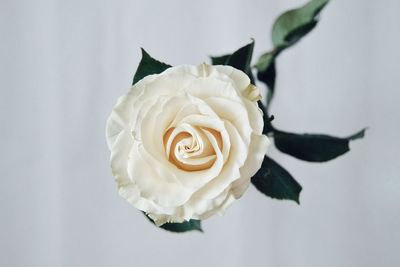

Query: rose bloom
left=106, top=64, right=269, bottom=226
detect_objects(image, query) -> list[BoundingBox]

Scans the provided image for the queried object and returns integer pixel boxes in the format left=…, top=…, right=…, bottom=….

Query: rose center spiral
left=163, top=126, right=222, bottom=172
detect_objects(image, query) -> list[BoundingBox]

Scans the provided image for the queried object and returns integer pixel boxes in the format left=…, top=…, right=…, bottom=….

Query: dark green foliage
left=271, top=0, right=329, bottom=47
left=144, top=212, right=203, bottom=233
left=252, top=157, right=302, bottom=203
left=211, top=54, right=231, bottom=65
left=211, top=40, right=255, bottom=84
left=256, top=0, right=330, bottom=104
left=132, top=48, right=171, bottom=85
left=274, top=129, right=366, bottom=162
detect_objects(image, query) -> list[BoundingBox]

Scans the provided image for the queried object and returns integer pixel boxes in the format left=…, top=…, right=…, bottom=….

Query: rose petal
left=232, top=133, right=270, bottom=198
left=205, top=97, right=252, bottom=146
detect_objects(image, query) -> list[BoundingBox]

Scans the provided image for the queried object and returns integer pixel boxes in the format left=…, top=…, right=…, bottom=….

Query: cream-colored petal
left=214, top=65, right=251, bottom=92
left=127, top=141, right=192, bottom=207
left=232, top=134, right=270, bottom=198
left=183, top=77, right=242, bottom=102
left=242, top=98, right=264, bottom=135
left=109, top=129, right=176, bottom=215
left=189, top=121, right=247, bottom=201
left=205, top=97, right=252, bottom=146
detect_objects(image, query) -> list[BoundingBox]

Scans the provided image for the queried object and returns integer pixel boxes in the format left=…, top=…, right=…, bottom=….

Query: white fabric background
left=1, top=0, right=399, bottom=266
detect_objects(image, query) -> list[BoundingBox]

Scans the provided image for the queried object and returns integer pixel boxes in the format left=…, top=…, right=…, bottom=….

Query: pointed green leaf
left=211, top=40, right=255, bottom=84
left=252, top=156, right=302, bottom=203
left=226, top=40, right=255, bottom=84
left=255, top=0, right=329, bottom=104
left=210, top=54, right=231, bottom=65
left=132, top=48, right=171, bottom=85
left=159, top=220, right=203, bottom=233
left=143, top=212, right=203, bottom=233
left=272, top=0, right=329, bottom=47
left=274, top=128, right=366, bottom=162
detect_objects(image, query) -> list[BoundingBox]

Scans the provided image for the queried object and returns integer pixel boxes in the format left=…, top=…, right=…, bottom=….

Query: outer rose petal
left=232, top=134, right=270, bottom=198
left=106, top=64, right=270, bottom=225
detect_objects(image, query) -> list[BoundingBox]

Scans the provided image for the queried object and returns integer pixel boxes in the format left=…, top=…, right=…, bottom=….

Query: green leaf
left=255, top=0, right=329, bottom=104
left=226, top=40, right=255, bottom=84
left=274, top=128, right=366, bottom=162
left=132, top=48, right=171, bottom=85
left=210, top=54, right=231, bottom=65
left=272, top=0, right=329, bottom=47
left=160, top=220, right=203, bottom=233
left=211, top=40, right=255, bottom=84
left=251, top=156, right=302, bottom=203
left=283, top=20, right=318, bottom=46
left=143, top=212, right=203, bottom=233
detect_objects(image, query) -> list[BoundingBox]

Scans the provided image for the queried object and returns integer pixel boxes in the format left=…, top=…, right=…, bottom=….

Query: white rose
left=106, top=64, right=269, bottom=226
